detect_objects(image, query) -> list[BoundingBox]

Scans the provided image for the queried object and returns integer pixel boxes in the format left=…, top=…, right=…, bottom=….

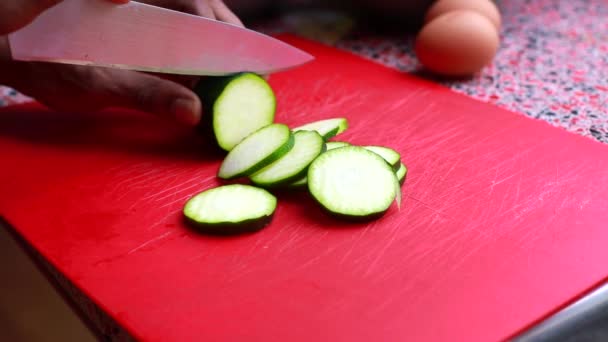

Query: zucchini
left=286, top=176, right=308, bottom=189
left=364, top=146, right=401, bottom=171
left=251, top=130, right=325, bottom=187
left=183, top=184, right=276, bottom=234
left=293, top=118, right=348, bottom=140
left=194, top=73, right=276, bottom=151
left=218, top=124, right=294, bottom=179
left=281, top=141, right=348, bottom=189
left=395, top=163, right=408, bottom=185
left=185, top=76, right=409, bottom=231
left=326, top=141, right=350, bottom=150
left=307, top=146, right=399, bottom=220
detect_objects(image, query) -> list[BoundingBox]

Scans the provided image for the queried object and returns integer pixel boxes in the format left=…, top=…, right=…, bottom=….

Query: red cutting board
left=1, top=35, right=608, bottom=342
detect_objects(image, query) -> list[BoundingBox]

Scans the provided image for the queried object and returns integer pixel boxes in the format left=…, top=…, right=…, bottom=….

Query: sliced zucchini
left=194, top=73, right=276, bottom=151
left=218, top=124, right=294, bottom=179
left=395, top=163, right=408, bottom=185
left=293, top=118, right=348, bottom=140
left=286, top=176, right=308, bottom=189
left=183, top=184, right=276, bottom=234
left=326, top=141, right=350, bottom=150
left=364, top=146, right=401, bottom=171
left=308, top=146, right=399, bottom=220
left=251, top=130, right=325, bottom=187
left=283, top=141, right=347, bottom=188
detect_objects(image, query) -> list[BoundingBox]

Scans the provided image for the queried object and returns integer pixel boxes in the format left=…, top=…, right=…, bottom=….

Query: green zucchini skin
left=307, top=146, right=398, bottom=221
left=293, top=118, right=349, bottom=141
left=363, top=146, right=401, bottom=171
left=194, top=73, right=276, bottom=151
left=183, top=213, right=274, bottom=235
left=285, top=177, right=308, bottom=189
left=252, top=133, right=327, bottom=189
left=241, top=132, right=295, bottom=177
left=227, top=131, right=295, bottom=180
left=182, top=184, right=277, bottom=235
left=218, top=124, right=295, bottom=180
left=193, top=74, right=240, bottom=147
left=312, top=203, right=390, bottom=222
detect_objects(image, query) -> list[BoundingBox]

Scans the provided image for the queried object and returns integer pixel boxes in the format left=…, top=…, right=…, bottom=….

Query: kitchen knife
left=8, top=0, right=314, bottom=76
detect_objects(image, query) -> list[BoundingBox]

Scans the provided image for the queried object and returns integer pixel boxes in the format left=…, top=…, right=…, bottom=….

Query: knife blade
left=8, top=0, right=314, bottom=76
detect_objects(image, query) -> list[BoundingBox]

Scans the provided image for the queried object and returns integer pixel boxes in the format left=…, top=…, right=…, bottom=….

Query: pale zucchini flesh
left=214, top=74, right=276, bottom=151
left=293, top=118, right=348, bottom=140
left=326, top=141, right=350, bottom=150
left=286, top=176, right=308, bottom=188
left=307, top=146, right=399, bottom=220
left=183, top=184, right=277, bottom=234
left=251, top=130, right=325, bottom=187
left=218, top=124, right=294, bottom=179
left=395, top=163, right=408, bottom=185
left=364, top=146, right=401, bottom=171
left=195, top=73, right=276, bottom=151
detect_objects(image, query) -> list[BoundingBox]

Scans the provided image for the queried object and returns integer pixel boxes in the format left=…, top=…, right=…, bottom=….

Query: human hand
left=0, top=0, right=242, bottom=126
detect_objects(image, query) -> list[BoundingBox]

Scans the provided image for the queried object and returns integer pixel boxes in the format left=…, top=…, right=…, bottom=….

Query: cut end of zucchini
left=211, top=73, right=276, bottom=151
left=364, top=146, right=401, bottom=171
left=395, top=163, right=408, bottom=185
left=294, top=118, right=348, bottom=140
left=308, top=146, right=398, bottom=220
left=394, top=174, right=402, bottom=209
left=183, top=184, right=277, bottom=234
left=251, top=130, right=325, bottom=188
left=218, top=124, right=294, bottom=179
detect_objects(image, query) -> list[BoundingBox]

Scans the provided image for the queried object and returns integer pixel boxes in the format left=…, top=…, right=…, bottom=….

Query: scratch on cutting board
left=139, top=170, right=197, bottom=201
left=104, top=162, right=155, bottom=194
left=126, top=231, right=174, bottom=255
left=294, top=242, right=344, bottom=272
left=276, top=230, right=309, bottom=254
left=362, top=221, right=403, bottom=277
left=152, top=176, right=213, bottom=203
left=159, top=193, right=198, bottom=209
left=338, top=226, right=372, bottom=265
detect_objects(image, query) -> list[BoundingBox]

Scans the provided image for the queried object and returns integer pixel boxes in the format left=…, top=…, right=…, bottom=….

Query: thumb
left=108, top=71, right=202, bottom=126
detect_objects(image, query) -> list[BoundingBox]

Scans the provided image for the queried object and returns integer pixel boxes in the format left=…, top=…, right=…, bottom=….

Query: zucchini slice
left=280, top=140, right=348, bottom=189
left=218, top=124, right=294, bottom=179
left=183, top=184, right=276, bottom=234
left=326, top=141, right=350, bottom=150
left=293, top=118, right=348, bottom=140
left=307, top=146, right=399, bottom=220
left=395, top=163, right=408, bottom=185
left=195, top=73, right=276, bottom=151
left=364, top=146, right=401, bottom=171
left=251, top=130, right=325, bottom=187
left=286, top=176, right=308, bottom=189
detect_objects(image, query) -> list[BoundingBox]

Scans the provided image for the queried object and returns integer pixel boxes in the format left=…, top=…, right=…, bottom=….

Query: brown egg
left=415, top=10, right=499, bottom=76
left=425, top=0, right=502, bottom=30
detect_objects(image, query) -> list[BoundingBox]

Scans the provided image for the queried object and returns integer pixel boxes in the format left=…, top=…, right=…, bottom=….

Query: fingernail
left=171, top=98, right=200, bottom=126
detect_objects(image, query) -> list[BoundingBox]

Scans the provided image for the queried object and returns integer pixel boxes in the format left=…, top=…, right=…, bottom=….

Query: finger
left=210, top=0, right=244, bottom=27
left=145, top=72, right=200, bottom=89
left=0, top=0, right=60, bottom=34
left=107, top=70, right=202, bottom=126
left=186, top=1, right=216, bottom=19
left=106, top=0, right=130, bottom=3
left=9, top=62, right=202, bottom=126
